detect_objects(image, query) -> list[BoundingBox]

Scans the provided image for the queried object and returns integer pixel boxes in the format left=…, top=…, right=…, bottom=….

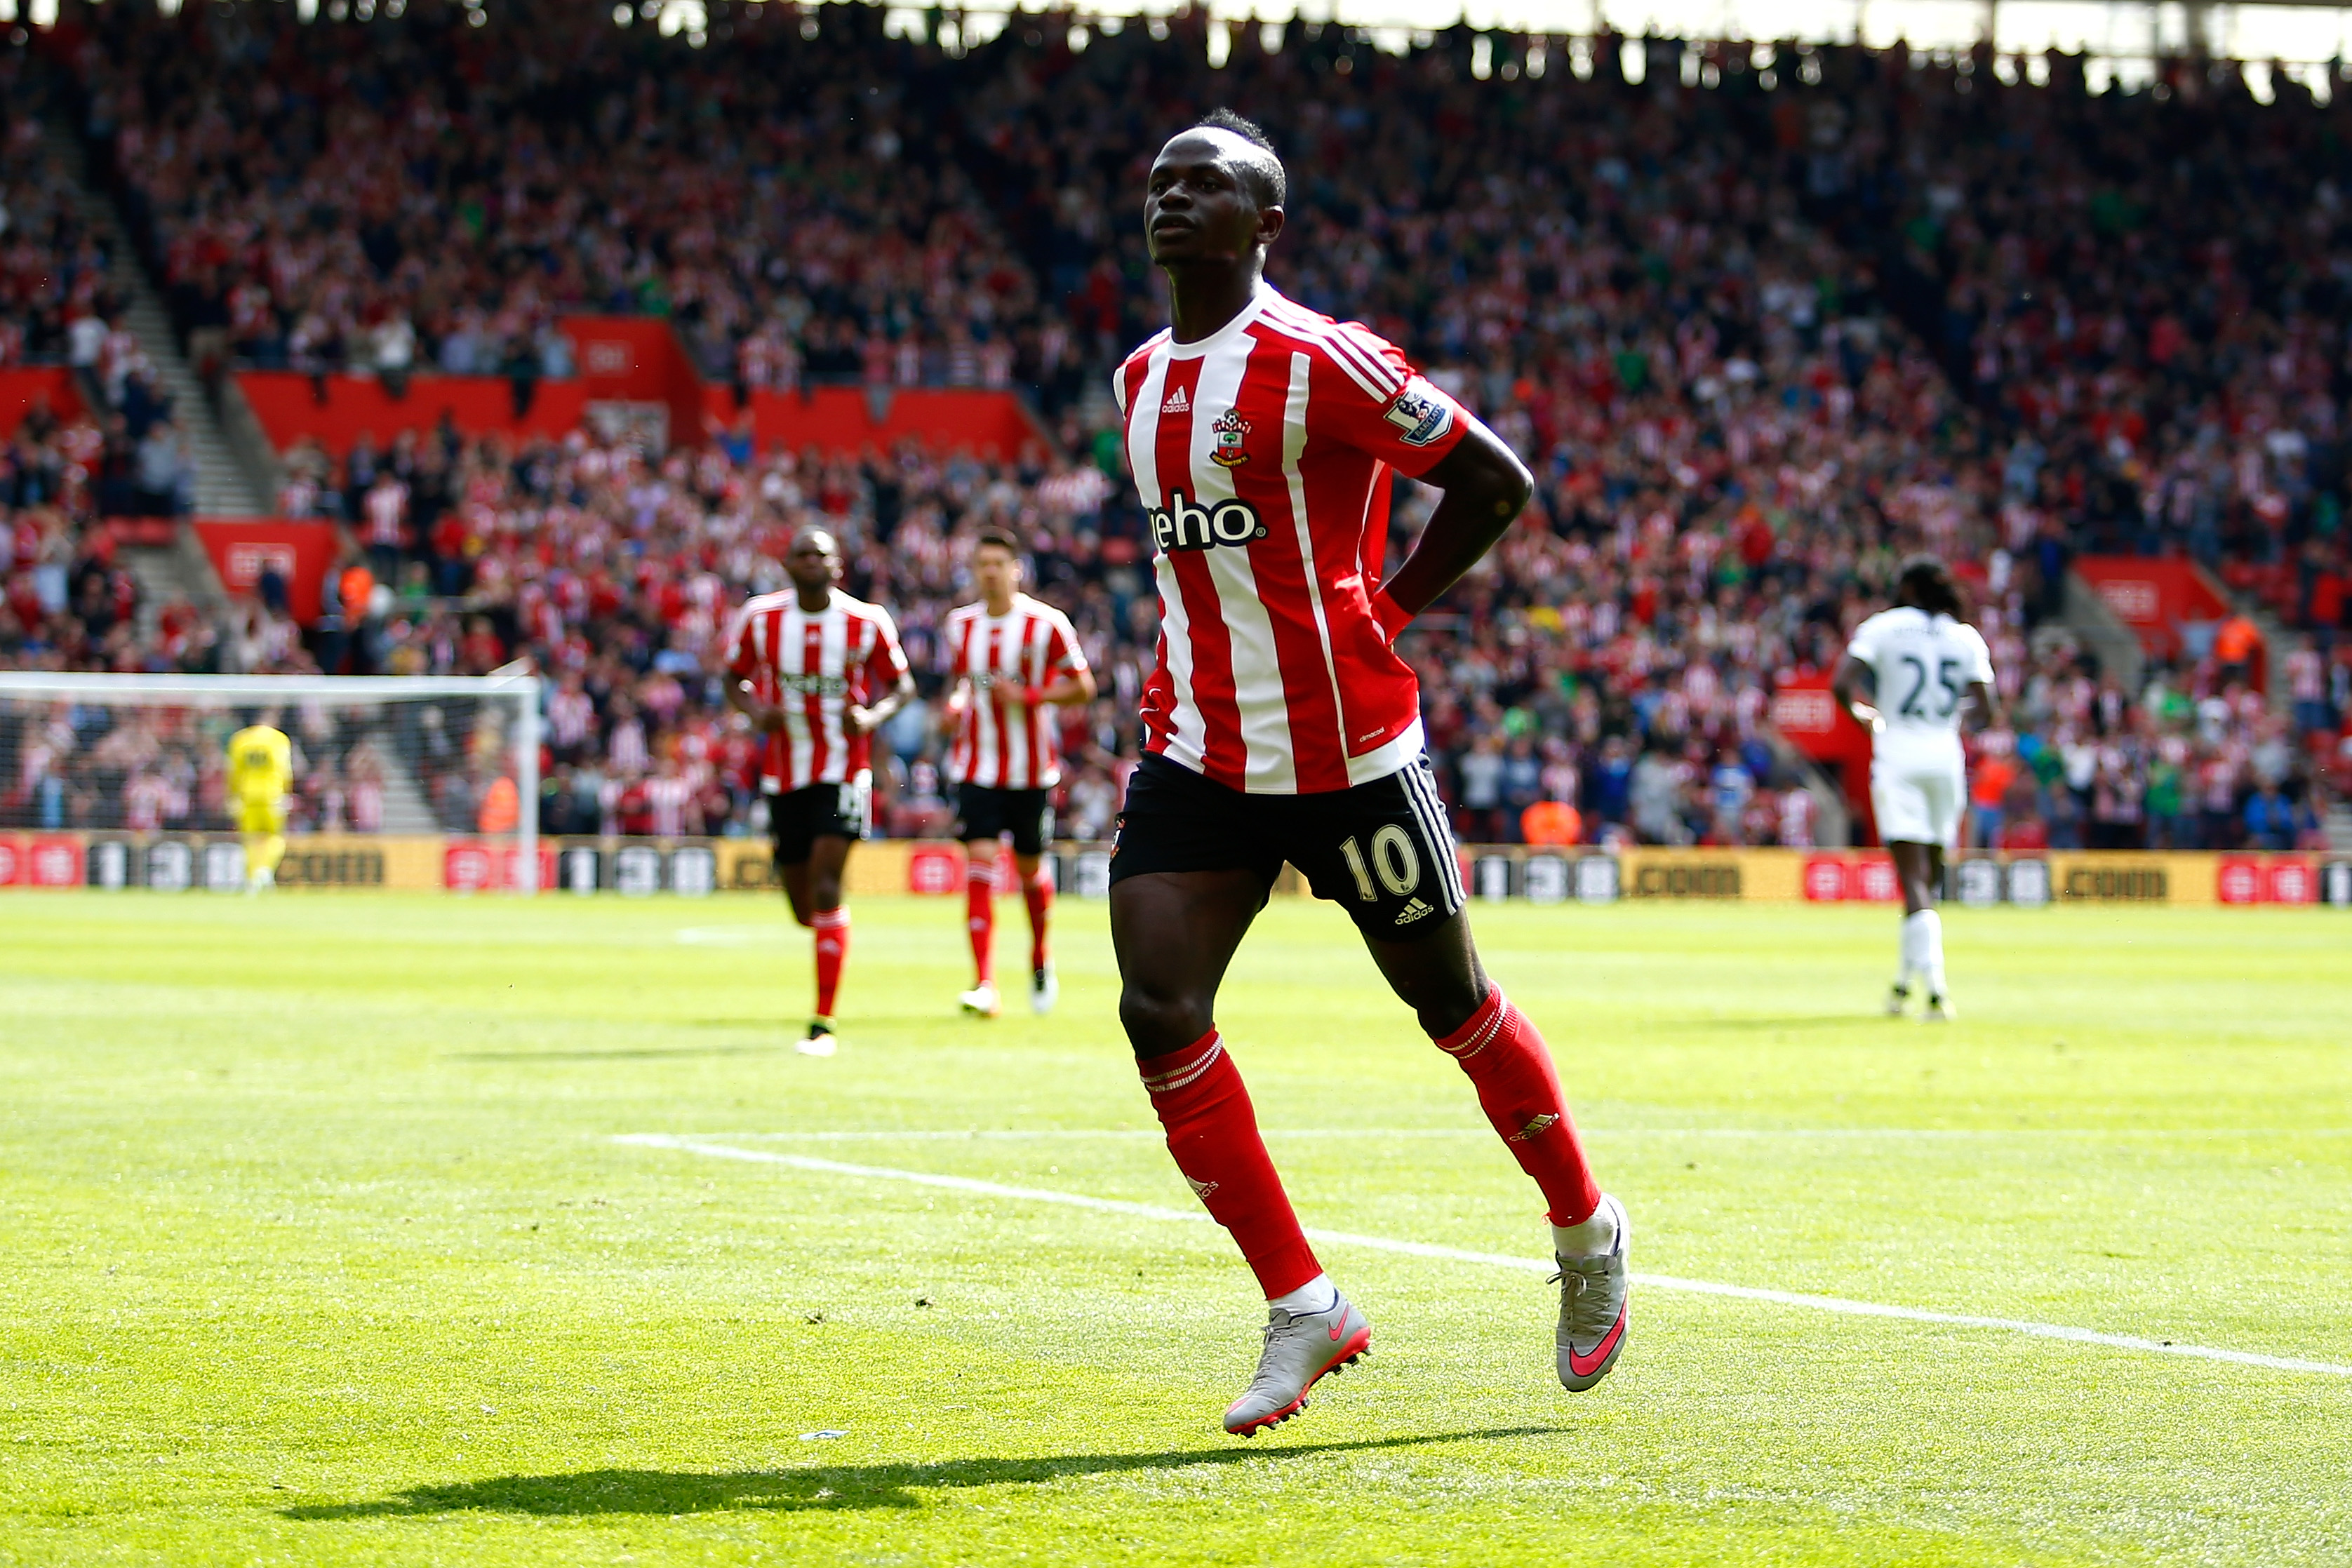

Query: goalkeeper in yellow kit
left=225, top=722, right=293, bottom=894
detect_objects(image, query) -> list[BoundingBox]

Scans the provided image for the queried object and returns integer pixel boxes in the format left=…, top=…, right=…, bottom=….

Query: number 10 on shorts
left=1339, top=826, right=1421, bottom=901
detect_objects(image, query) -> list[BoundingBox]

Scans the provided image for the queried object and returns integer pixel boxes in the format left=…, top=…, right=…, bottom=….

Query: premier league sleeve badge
left=1381, top=377, right=1456, bottom=446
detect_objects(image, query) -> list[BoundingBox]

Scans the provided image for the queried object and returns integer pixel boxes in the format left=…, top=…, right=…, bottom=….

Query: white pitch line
left=615, top=1134, right=2352, bottom=1380
left=676, top=1126, right=2352, bottom=1144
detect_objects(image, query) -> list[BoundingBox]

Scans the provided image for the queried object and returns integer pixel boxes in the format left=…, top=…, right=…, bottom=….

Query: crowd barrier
left=2, top=833, right=2346, bottom=907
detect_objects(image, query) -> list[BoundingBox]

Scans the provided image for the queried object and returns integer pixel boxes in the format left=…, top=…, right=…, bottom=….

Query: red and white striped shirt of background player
left=545, top=684, right=596, bottom=752
left=724, top=586, right=911, bottom=792
left=644, top=770, right=695, bottom=838
left=942, top=594, right=1091, bottom=790
left=1115, top=282, right=1472, bottom=794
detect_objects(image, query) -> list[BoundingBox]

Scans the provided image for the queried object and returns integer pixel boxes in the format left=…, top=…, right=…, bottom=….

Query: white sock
left=1269, top=1272, right=1337, bottom=1316
left=1552, top=1200, right=1617, bottom=1259
left=1903, top=909, right=1945, bottom=998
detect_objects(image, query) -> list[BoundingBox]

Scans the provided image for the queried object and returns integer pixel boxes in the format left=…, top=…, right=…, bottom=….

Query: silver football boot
left=1222, top=1291, right=1371, bottom=1436
left=1554, top=1193, right=1631, bottom=1392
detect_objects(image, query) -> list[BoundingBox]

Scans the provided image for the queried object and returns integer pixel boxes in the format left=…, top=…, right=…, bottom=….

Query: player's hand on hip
left=1371, top=589, right=1415, bottom=645
left=844, top=704, right=878, bottom=737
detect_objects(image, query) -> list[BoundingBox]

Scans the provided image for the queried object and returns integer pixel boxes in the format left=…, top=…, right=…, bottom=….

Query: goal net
left=0, top=671, right=542, bottom=893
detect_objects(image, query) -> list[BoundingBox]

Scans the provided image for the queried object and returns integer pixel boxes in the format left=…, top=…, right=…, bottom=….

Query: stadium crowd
left=2, top=5, right=2346, bottom=849
left=1794, top=46, right=2352, bottom=638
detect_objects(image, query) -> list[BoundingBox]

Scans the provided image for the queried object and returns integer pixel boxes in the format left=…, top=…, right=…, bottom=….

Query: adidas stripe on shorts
left=1108, top=752, right=1466, bottom=941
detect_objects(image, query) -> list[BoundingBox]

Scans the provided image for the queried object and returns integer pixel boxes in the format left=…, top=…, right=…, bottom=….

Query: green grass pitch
left=3, top=890, right=2348, bottom=1566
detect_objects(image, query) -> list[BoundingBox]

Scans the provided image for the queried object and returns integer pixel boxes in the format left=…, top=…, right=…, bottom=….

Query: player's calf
left=1429, top=989, right=1602, bottom=1224
left=1423, top=988, right=1629, bottom=1391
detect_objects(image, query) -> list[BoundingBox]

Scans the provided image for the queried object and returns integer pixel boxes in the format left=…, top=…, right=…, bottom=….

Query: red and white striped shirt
left=944, top=592, right=1090, bottom=789
left=644, top=772, right=695, bottom=838
left=1116, top=283, right=1470, bottom=793
left=726, top=587, right=911, bottom=792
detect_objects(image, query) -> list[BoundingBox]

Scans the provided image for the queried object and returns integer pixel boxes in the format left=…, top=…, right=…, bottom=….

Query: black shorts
left=957, top=783, right=1054, bottom=857
left=768, top=776, right=871, bottom=866
left=1109, top=752, right=1466, bottom=940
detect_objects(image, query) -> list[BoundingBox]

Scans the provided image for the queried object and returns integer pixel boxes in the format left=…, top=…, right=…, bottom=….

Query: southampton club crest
left=1209, top=407, right=1252, bottom=468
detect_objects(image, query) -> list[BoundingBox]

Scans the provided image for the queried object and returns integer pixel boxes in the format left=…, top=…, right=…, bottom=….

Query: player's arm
left=1962, top=631, right=2001, bottom=731
left=1832, top=655, right=1884, bottom=734
left=1964, top=680, right=2000, bottom=732
left=846, top=669, right=915, bottom=737
left=846, top=618, right=916, bottom=737
left=723, top=672, right=787, bottom=733
left=718, top=609, right=787, bottom=732
left=1034, top=666, right=1097, bottom=707
left=1371, top=418, right=1533, bottom=631
left=1033, top=635, right=1097, bottom=710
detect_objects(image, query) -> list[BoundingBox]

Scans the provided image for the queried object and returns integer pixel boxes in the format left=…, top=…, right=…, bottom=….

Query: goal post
left=0, top=669, right=542, bottom=893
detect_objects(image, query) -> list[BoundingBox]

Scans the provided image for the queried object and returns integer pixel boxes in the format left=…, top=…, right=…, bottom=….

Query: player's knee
left=1396, top=972, right=1486, bottom=1039
left=1417, top=988, right=1485, bottom=1039
left=1119, top=984, right=1210, bottom=1057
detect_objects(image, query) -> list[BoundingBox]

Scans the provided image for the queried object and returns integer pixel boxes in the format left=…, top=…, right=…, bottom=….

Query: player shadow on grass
left=445, top=1045, right=785, bottom=1061
left=1634, top=1014, right=1891, bottom=1033
left=280, top=1428, right=1557, bottom=1518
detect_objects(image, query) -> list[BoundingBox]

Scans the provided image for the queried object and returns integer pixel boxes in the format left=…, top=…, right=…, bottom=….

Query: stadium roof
left=855, top=0, right=2352, bottom=78
left=18, top=0, right=2348, bottom=91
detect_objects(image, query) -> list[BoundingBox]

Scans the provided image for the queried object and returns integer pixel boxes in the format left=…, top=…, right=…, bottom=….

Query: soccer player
left=723, top=525, right=914, bottom=1057
left=1833, top=557, right=1998, bottom=1021
left=225, top=716, right=293, bottom=894
left=1110, top=112, right=1629, bottom=1436
left=943, top=528, right=1097, bottom=1017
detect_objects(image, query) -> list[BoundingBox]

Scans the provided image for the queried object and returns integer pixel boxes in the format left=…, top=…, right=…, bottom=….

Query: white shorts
left=1871, top=756, right=1965, bottom=849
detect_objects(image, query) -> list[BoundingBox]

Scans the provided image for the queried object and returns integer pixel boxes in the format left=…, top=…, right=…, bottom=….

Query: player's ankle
left=1268, top=1273, right=1338, bottom=1316
left=1551, top=1201, right=1617, bottom=1258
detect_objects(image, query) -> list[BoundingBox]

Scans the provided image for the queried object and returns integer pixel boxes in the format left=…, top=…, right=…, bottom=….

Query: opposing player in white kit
left=1833, top=558, right=1999, bottom=1021
left=943, top=528, right=1097, bottom=1017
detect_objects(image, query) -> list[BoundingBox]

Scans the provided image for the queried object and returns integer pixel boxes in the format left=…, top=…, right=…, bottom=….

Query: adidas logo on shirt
left=1161, top=385, right=1190, bottom=414
left=1394, top=897, right=1434, bottom=926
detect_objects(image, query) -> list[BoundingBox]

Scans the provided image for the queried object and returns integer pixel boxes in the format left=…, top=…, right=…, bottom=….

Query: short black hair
left=1189, top=107, right=1286, bottom=208
left=973, top=528, right=1021, bottom=556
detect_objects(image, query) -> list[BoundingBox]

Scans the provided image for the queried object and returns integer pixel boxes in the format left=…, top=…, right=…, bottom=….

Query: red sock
left=965, top=860, right=995, bottom=986
left=1138, top=1033, right=1321, bottom=1298
left=1023, top=868, right=1053, bottom=972
left=811, top=906, right=849, bottom=1018
left=1433, top=989, right=1601, bottom=1226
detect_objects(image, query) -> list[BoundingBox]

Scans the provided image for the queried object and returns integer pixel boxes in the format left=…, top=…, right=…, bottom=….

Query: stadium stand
left=1, top=7, right=2344, bottom=848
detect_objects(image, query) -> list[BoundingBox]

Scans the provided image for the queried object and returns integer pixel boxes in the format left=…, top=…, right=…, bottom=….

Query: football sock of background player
left=812, top=906, right=850, bottom=1017
left=246, top=832, right=286, bottom=883
left=1137, top=1031, right=1325, bottom=1301
left=1431, top=989, right=1608, bottom=1252
left=1023, top=866, right=1053, bottom=972
left=965, top=859, right=996, bottom=986
left=1900, top=909, right=1946, bottom=997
